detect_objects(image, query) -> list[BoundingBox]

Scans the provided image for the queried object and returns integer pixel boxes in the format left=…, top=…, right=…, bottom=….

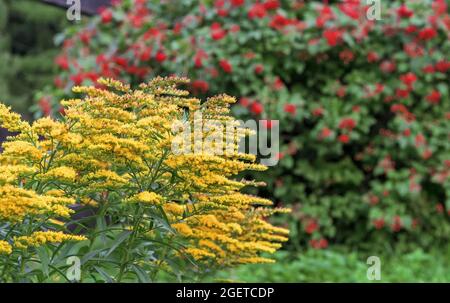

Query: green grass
left=201, top=247, right=450, bottom=282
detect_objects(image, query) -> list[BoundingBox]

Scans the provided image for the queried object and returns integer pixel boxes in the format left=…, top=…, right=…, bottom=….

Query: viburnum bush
left=41, top=0, right=450, bottom=250
left=0, top=77, right=288, bottom=282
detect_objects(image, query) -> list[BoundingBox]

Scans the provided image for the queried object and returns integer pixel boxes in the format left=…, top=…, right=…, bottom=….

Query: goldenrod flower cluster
left=0, top=77, right=288, bottom=281
left=0, top=241, right=12, bottom=255
left=14, top=231, right=87, bottom=249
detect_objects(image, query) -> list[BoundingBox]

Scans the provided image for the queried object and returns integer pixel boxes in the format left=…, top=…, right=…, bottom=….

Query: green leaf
left=105, top=230, right=132, bottom=257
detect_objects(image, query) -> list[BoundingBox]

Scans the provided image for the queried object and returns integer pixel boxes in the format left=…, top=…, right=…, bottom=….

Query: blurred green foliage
left=204, top=248, right=450, bottom=282
left=0, top=0, right=65, bottom=116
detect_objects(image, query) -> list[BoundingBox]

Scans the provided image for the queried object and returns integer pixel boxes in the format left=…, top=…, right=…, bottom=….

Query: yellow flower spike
left=40, top=166, right=77, bottom=182
left=13, top=231, right=86, bottom=250
left=127, top=191, right=164, bottom=205
left=0, top=104, right=31, bottom=133
left=2, top=141, right=42, bottom=162
left=0, top=240, right=12, bottom=255
left=0, top=185, right=74, bottom=222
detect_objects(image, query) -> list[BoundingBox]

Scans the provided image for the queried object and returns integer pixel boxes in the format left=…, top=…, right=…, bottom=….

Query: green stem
left=116, top=205, right=144, bottom=282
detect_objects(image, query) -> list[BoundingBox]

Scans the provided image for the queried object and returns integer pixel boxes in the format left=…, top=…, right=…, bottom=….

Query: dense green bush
left=0, top=0, right=66, bottom=115
left=42, top=0, right=450, bottom=251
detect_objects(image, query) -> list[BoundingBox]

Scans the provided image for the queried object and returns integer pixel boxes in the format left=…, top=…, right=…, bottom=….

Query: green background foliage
left=0, top=0, right=66, bottom=116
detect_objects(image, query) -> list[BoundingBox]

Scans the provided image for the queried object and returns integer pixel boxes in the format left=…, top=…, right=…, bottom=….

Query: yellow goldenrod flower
left=0, top=104, right=31, bottom=133
left=0, top=240, right=12, bottom=255
left=0, top=76, right=289, bottom=279
left=127, top=191, right=164, bottom=205
left=14, top=231, right=87, bottom=249
left=0, top=185, right=74, bottom=222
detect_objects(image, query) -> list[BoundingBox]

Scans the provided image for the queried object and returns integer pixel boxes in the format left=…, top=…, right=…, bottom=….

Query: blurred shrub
left=42, top=0, right=450, bottom=251
left=0, top=0, right=66, bottom=116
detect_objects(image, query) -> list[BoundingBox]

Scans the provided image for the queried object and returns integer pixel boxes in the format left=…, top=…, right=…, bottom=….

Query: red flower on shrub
left=254, top=64, right=264, bottom=74
left=70, top=73, right=84, bottom=85
left=422, top=149, right=433, bottom=160
left=418, top=27, right=437, bottom=41
left=250, top=101, right=264, bottom=115
left=39, top=97, right=52, bottom=117
left=403, top=128, right=411, bottom=137
left=305, top=220, right=318, bottom=234
left=323, top=28, right=343, bottom=46
left=210, top=22, right=227, bottom=40
left=338, top=0, right=360, bottom=20
left=380, top=60, right=396, bottom=73
left=214, top=0, right=225, bottom=8
left=54, top=76, right=65, bottom=88
left=55, top=55, right=69, bottom=70
left=396, top=88, right=410, bottom=99
left=139, top=48, right=152, bottom=61
left=248, top=3, right=267, bottom=19
left=219, top=59, right=232, bottom=73
left=173, top=22, right=183, bottom=35
left=100, top=8, right=113, bottom=24
left=312, top=107, right=324, bottom=117
left=426, top=90, right=441, bottom=104
left=273, top=77, right=284, bottom=90
left=415, top=134, right=426, bottom=147
left=316, top=5, right=334, bottom=28
left=216, top=8, right=229, bottom=17
left=423, top=64, right=435, bottom=73
left=239, top=97, right=250, bottom=107
left=284, top=104, right=296, bottom=115
left=194, top=51, right=207, bottom=68
left=435, top=60, right=450, bottom=73
left=336, top=86, right=346, bottom=98
left=263, top=0, right=280, bottom=10
left=400, top=72, right=417, bottom=87
left=320, top=127, right=332, bottom=139
left=367, top=51, right=379, bottom=63
left=114, top=56, right=128, bottom=67
left=432, top=0, right=448, bottom=15
left=192, top=80, right=209, bottom=94
left=230, top=24, right=240, bottom=32
left=155, top=51, right=167, bottom=62
left=373, top=218, right=385, bottom=229
left=79, top=31, right=92, bottom=45
left=375, top=83, right=385, bottom=94
left=338, top=134, right=350, bottom=144
left=309, top=238, right=328, bottom=249
left=404, top=42, right=424, bottom=58
left=231, top=0, right=245, bottom=7
left=269, top=14, right=294, bottom=30
left=391, top=216, right=402, bottom=232
left=369, top=194, right=379, bottom=205
left=129, top=13, right=145, bottom=28
left=339, top=118, right=356, bottom=131
left=405, top=25, right=418, bottom=34
left=339, top=49, right=354, bottom=64
left=436, top=203, right=445, bottom=214
left=397, top=5, right=413, bottom=18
